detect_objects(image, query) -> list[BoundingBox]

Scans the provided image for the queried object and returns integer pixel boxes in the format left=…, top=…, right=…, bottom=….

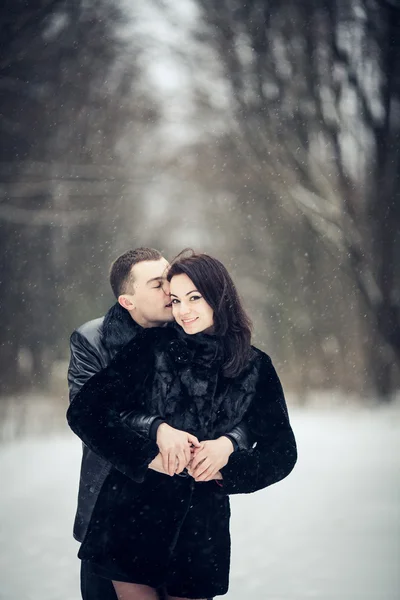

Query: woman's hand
left=187, top=437, right=234, bottom=482
left=156, top=423, right=201, bottom=476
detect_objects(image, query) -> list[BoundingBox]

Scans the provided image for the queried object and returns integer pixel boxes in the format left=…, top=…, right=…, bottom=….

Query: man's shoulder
left=73, top=317, right=105, bottom=348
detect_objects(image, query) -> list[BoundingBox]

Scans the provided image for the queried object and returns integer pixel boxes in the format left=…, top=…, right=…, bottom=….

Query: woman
left=67, top=251, right=297, bottom=600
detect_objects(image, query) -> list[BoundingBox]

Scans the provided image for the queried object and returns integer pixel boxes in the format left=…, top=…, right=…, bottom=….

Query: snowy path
left=0, top=406, right=399, bottom=600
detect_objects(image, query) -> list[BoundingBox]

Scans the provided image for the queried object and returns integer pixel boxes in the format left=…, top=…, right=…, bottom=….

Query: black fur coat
left=67, top=326, right=297, bottom=598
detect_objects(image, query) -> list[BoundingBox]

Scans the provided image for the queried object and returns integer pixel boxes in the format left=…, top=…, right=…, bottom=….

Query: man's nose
left=162, top=281, right=170, bottom=295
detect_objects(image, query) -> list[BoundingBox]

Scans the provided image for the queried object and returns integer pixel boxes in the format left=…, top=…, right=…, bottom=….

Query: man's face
left=119, top=258, right=173, bottom=328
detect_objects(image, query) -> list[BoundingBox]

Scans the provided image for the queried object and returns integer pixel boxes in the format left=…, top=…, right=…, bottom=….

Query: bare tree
left=0, top=1, right=157, bottom=394
left=190, top=0, right=400, bottom=397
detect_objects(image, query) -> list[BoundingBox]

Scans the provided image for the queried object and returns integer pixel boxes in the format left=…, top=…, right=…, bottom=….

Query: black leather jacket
left=67, top=303, right=250, bottom=542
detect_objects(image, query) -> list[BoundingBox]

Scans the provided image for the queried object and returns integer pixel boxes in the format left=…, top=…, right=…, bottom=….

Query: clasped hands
left=149, top=423, right=234, bottom=482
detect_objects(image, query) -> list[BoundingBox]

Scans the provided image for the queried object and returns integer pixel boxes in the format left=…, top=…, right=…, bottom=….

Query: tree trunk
left=367, top=3, right=400, bottom=398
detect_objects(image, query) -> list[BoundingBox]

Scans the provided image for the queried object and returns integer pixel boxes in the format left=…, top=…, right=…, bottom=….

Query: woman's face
left=170, top=273, right=214, bottom=335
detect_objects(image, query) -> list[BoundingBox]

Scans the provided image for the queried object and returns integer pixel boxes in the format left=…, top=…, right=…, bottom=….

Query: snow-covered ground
left=0, top=405, right=399, bottom=600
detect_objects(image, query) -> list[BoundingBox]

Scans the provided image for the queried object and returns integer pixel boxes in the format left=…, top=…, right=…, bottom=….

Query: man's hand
left=148, top=452, right=170, bottom=475
left=156, top=423, right=201, bottom=476
left=187, top=437, right=234, bottom=482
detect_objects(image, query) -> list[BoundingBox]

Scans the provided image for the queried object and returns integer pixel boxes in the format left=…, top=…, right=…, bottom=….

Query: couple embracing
left=67, top=247, right=297, bottom=600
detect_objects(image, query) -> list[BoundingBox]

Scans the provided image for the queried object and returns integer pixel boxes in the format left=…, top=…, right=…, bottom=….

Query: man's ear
left=118, top=294, right=135, bottom=311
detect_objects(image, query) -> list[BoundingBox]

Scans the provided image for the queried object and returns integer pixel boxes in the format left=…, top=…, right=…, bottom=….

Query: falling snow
left=0, top=404, right=399, bottom=600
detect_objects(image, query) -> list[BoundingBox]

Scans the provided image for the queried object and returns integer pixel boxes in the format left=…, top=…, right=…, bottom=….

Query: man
left=68, top=247, right=249, bottom=600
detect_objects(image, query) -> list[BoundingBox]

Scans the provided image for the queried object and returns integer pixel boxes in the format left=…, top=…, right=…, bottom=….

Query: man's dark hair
left=110, top=247, right=163, bottom=298
left=167, top=249, right=253, bottom=378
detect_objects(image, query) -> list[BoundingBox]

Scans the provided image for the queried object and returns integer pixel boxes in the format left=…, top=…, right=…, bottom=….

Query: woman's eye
left=190, top=295, right=201, bottom=301
left=171, top=299, right=179, bottom=304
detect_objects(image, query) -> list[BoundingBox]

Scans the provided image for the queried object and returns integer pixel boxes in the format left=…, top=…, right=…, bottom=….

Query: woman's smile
left=169, top=273, right=215, bottom=334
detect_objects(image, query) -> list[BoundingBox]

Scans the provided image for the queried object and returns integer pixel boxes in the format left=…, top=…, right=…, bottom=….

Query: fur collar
left=102, top=302, right=141, bottom=354
left=171, top=324, right=223, bottom=367
left=101, top=302, right=223, bottom=367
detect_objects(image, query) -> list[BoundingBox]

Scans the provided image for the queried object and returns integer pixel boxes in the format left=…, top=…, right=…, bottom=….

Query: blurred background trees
left=0, top=0, right=159, bottom=393
left=188, top=0, right=400, bottom=398
left=0, top=0, right=399, bottom=403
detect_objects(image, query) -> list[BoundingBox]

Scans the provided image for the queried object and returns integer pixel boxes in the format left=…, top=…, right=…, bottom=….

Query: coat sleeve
left=68, top=329, right=164, bottom=437
left=67, top=330, right=104, bottom=402
left=66, top=333, right=160, bottom=483
left=219, top=354, right=297, bottom=495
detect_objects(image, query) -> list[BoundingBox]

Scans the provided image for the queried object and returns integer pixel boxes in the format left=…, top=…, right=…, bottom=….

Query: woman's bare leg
left=112, top=580, right=159, bottom=600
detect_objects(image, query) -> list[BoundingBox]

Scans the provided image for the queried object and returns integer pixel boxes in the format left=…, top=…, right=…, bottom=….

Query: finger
left=191, top=446, right=201, bottom=457
left=193, top=441, right=205, bottom=451
left=167, top=451, right=176, bottom=476
left=176, top=451, right=187, bottom=474
left=193, top=455, right=213, bottom=478
left=161, top=452, right=169, bottom=474
left=179, top=447, right=190, bottom=472
left=196, top=470, right=214, bottom=482
left=190, top=451, right=206, bottom=471
left=193, top=458, right=210, bottom=479
left=188, top=434, right=201, bottom=447
left=196, top=464, right=216, bottom=481
left=183, top=446, right=191, bottom=466
left=186, top=458, right=195, bottom=474
left=203, top=469, right=218, bottom=482
left=194, top=462, right=214, bottom=481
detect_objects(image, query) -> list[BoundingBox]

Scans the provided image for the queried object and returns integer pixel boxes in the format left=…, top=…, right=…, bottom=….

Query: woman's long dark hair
left=167, top=250, right=253, bottom=378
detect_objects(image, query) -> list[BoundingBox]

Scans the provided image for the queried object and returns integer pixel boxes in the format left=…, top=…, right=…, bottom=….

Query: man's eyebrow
left=170, top=289, right=199, bottom=298
left=146, top=276, right=164, bottom=284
